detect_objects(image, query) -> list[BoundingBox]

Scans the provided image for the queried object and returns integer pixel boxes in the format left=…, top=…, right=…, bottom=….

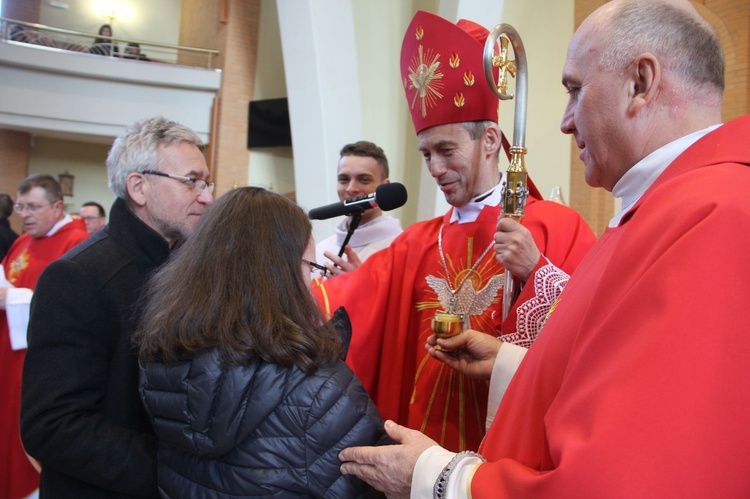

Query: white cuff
left=6, top=287, right=33, bottom=350
left=411, top=445, right=484, bottom=498
left=486, top=342, right=527, bottom=431
left=412, top=446, right=453, bottom=498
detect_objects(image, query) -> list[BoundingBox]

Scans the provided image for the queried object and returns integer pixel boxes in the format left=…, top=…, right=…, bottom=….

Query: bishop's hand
left=494, top=217, right=540, bottom=281
left=426, top=329, right=502, bottom=380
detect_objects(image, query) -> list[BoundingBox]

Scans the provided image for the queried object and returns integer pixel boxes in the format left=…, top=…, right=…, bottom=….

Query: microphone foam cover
left=376, top=182, right=408, bottom=211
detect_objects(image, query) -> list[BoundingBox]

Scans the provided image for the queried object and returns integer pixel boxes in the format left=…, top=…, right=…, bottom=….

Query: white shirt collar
left=450, top=172, right=506, bottom=224
left=45, top=214, right=73, bottom=237
left=610, top=124, right=721, bottom=227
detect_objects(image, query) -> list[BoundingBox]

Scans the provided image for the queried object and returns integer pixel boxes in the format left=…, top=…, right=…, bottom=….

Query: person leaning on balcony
left=123, top=42, right=151, bottom=61
left=90, top=24, right=119, bottom=56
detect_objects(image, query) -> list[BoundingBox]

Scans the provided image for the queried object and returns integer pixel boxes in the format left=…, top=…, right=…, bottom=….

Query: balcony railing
left=0, top=18, right=219, bottom=69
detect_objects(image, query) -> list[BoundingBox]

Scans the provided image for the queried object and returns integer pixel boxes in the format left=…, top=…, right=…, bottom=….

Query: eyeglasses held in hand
left=142, top=170, right=215, bottom=193
left=303, top=259, right=329, bottom=278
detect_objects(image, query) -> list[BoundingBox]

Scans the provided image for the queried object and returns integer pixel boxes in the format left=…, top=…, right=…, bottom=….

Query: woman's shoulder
left=292, top=361, right=383, bottom=434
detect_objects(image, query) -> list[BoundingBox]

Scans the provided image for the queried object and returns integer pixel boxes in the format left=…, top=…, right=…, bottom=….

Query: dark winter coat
left=140, top=346, right=387, bottom=498
left=0, top=217, right=19, bottom=261
left=21, top=197, right=169, bottom=497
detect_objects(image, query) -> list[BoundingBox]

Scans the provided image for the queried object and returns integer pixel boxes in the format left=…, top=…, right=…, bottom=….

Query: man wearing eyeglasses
left=0, top=174, right=88, bottom=499
left=79, top=201, right=107, bottom=235
left=21, top=116, right=214, bottom=498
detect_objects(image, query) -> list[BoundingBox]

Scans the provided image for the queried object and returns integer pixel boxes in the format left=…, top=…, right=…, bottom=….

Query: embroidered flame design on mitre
left=463, top=70, right=474, bottom=86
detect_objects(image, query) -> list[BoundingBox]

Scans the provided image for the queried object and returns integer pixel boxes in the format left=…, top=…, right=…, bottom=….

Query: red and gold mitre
left=400, top=10, right=499, bottom=134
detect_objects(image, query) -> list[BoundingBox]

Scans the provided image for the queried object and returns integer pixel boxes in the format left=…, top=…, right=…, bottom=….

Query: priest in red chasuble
left=0, top=174, right=88, bottom=499
left=339, top=1, right=750, bottom=497
left=313, top=10, right=596, bottom=453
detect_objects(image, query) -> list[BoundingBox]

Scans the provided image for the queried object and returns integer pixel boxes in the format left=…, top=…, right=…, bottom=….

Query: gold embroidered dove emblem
left=425, top=274, right=503, bottom=317
left=407, top=45, right=444, bottom=118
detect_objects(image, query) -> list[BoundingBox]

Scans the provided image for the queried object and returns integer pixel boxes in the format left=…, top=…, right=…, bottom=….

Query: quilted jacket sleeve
left=304, top=362, right=387, bottom=498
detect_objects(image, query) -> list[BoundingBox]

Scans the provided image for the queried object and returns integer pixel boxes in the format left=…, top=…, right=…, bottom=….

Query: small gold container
left=431, top=312, right=464, bottom=339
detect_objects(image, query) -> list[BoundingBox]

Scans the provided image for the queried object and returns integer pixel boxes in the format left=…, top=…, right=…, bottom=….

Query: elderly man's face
left=560, top=20, right=632, bottom=192
left=141, top=142, right=213, bottom=245
left=16, top=186, right=63, bottom=238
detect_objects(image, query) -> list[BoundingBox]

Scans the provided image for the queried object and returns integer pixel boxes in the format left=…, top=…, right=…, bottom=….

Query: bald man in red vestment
left=339, top=1, right=750, bottom=497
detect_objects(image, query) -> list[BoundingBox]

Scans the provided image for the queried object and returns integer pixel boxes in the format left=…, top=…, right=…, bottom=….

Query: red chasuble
left=0, top=222, right=88, bottom=499
left=314, top=196, right=595, bottom=451
left=473, top=116, right=750, bottom=497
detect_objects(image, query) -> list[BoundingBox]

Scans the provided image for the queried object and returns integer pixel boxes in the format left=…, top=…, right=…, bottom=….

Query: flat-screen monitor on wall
left=247, top=98, right=292, bottom=148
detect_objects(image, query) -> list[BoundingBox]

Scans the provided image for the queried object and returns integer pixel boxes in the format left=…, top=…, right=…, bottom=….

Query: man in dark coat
left=20, top=116, right=214, bottom=498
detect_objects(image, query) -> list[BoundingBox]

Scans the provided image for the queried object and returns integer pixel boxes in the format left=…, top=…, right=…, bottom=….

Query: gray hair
left=106, top=116, right=203, bottom=200
left=599, top=1, right=724, bottom=93
left=460, top=120, right=496, bottom=140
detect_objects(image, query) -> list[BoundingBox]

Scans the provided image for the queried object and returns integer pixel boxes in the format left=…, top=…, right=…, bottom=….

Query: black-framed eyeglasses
left=141, top=169, right=215, bottom=193
left=303, top=259, right=329, bottom=278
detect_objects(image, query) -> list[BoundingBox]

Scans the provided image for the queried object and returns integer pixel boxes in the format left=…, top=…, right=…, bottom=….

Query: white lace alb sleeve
left=499, top=261, right=570, bottom=348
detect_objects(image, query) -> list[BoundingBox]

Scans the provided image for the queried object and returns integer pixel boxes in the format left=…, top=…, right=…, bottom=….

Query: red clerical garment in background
left=473, top=116, right=750, bottom=497
left=313, top=194, right=596, bottom=452
left=0, top=222, right=88, bottom=499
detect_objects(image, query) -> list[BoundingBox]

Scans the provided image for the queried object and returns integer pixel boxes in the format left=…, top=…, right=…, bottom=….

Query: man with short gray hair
left=21, top=117, right=213, bottom=497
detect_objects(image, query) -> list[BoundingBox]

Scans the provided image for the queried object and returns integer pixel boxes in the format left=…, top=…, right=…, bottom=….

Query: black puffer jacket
left=140, top=348, right=387, bottom=498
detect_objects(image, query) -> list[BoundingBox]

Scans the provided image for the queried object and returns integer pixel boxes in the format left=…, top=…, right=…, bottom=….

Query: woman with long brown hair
left=137, top=187, right=385, bottom=497
left=90, top=24, right=119, bottom=56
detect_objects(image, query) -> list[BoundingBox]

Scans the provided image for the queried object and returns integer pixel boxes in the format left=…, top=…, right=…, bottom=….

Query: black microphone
left=308, top=182, right=408, bottom=220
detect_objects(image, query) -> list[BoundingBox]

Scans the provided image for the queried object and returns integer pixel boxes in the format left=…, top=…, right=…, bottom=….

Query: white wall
left=499, top=0, right=575, bottom=202
left=27, top=137, right=116, bottom=216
